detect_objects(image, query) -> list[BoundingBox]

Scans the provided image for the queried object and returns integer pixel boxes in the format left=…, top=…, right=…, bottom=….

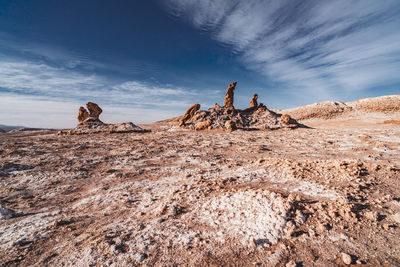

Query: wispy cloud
left=0, top=59, right=213, bottom=127
left=165, top=0, right=400, bottom=100
left=0, top=59, right=206, bottom=106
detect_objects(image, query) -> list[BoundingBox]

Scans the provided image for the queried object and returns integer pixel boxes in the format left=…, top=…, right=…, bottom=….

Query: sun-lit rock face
left=77, top=107, right=90, bottom=123
left=224, top=81, right=237, bottom=108
left=249, top=93, right=258, bottom=110
left=179, top=103, right=200, bottom=126
left=77, top=102, right=103, bottom=126
left=86, top=102, right=103, bottom=120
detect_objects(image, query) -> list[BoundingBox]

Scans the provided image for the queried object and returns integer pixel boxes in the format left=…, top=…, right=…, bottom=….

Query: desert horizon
left=1, top=1, right=400, bottom=266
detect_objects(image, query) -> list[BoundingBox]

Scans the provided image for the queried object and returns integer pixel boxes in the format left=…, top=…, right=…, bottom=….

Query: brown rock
left=86, top=102, right=102, bottom=120
left=224, top=82, right=237, bottom=108
left=77, top=106, right=90, bottom=123
left=281, top=114, right=291, bottom=124
left=257, top=103, right=267, bottom=111
left=249, top=94, right=258, bottom=110
left=225, top=120, right=236, bottom=132
left=213, top=103, right=221, bottom=110
left=179, top=103, right=200, bottom=126
left=341, top=252, right=352, bottom=265
left=195, top=120, right=211, bottom=131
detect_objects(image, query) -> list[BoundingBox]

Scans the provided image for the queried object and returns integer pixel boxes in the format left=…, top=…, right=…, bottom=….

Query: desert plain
left=1, top=95, right=400, bottom=266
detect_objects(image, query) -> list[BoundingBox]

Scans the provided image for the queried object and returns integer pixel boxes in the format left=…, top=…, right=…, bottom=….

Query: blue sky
left=0, top=0, right=399, bottom=128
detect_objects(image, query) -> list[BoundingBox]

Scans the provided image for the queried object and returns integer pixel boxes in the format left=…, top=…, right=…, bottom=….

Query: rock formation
left=195, top=119, right=211, bottom=131
left=58, top=102, right=150, bottom=135
left=179, top=103, right=201, bottom=126
left=225, top=120, right=237, bottom=132
left=280, top=114, right=291, bottom=124
left=249, top=94, right=258, bottom=110
left=178, top=81, right=301, bottom=132
left=77, top=102, right=103, bottom=125
left=224, top=82, right=237, bottom=108
left=86, top=102, right=103, bottom=120
left=77, top=107, right=90, bottom=123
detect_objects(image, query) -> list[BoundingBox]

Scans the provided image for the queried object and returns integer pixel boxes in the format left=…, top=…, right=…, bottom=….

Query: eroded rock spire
left=224, top=81, right=237, bottom=108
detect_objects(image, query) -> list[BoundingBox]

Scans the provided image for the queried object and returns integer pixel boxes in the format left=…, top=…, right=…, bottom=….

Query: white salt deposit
left=193, top=190, right=293, bottom=247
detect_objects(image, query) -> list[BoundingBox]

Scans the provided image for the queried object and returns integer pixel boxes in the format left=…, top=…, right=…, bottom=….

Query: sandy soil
left=1, top=101, right=400, bottom=266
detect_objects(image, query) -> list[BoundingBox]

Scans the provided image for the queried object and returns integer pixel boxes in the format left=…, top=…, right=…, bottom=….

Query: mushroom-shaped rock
left=224, top=82, right=237, bottom=108
left=86, top=102, right=102, bottom=120
left=179, top=103, right=200, bottom=126
left=77, top=106, right=90, bottom=123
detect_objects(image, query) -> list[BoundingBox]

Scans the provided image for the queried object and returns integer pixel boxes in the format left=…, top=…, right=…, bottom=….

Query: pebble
left=286, top=260, right=296, bottom=267
left=0, top=206, right=17, bottom=220
left=341, top=252, right=352, bottom=265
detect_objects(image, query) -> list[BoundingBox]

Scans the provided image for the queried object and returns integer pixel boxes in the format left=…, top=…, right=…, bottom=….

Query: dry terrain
left=1, top=96, right=400, bottom=266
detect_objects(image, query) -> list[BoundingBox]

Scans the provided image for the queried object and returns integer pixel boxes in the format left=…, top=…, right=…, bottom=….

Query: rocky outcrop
left=179, top=103, right=200, bottom=126
left=77, top=107, right=90, bottom=123
left=224, top=82, right=237, bottom=108
left=249, top=94, right=258, bottom=110
left=195, top=120, right=211, bottom=131
left=77, top=102, right=104, bottom=128
left=58, top=102, right=150, bottom=135
left=179, top=82, right=301, bottom=132
left=86, top=102, right=103, bottom=120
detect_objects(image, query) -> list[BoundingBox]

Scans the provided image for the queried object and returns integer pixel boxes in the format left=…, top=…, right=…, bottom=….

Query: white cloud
left=165, top=0, right=400, bottom=100
left=0, top=60, right=212, bottom=127
left=0, top=95, right=180, bottom=128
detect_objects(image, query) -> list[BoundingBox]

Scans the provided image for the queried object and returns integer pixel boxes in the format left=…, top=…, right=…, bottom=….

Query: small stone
left=133, top=253, right=147, bottom=262
left=0, top=206, right=17, bottom=220
left=295, top=210, right=306, bottom=225
left=382, top=223, right=390, bottom=230
left=341, top=252, right=352, bottom=265
left=286, top=260, right=296, bottom=267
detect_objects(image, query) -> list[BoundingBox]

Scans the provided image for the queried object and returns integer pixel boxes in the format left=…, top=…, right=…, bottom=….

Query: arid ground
left=1, top=96, right=400, bottom=266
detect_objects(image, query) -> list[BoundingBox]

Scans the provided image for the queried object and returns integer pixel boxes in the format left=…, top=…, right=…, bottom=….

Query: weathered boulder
left=179, top=103, right=200, bottom=126
left=224, top=82, right=237, bottom=108
left=225, top=120, right=237, bottom=132
left=77, top=107, right=90, bottom=123
left=280, top=114, right=291, bottom=124
left=59, top=102, right=150, bottom=135
left=249, top=94, right=258, bottom=110
left=195, top=119, right=211, bottom=131
left=86, top=102, right=102, bottom=120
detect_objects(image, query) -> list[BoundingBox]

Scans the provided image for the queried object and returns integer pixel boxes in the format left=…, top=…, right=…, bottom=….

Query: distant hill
left=0, top=124, right=46, bottom=133
left=0, top=124, right=25, bottom=132
left=279, top=95, right=400, bottom=121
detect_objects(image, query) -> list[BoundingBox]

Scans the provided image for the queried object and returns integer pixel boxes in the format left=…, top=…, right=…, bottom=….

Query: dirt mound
left=281, top=95, right=400, bottom=121
left=281, top=101, right=352, bottom=121
left=349, top=95, right=400, bottom=113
